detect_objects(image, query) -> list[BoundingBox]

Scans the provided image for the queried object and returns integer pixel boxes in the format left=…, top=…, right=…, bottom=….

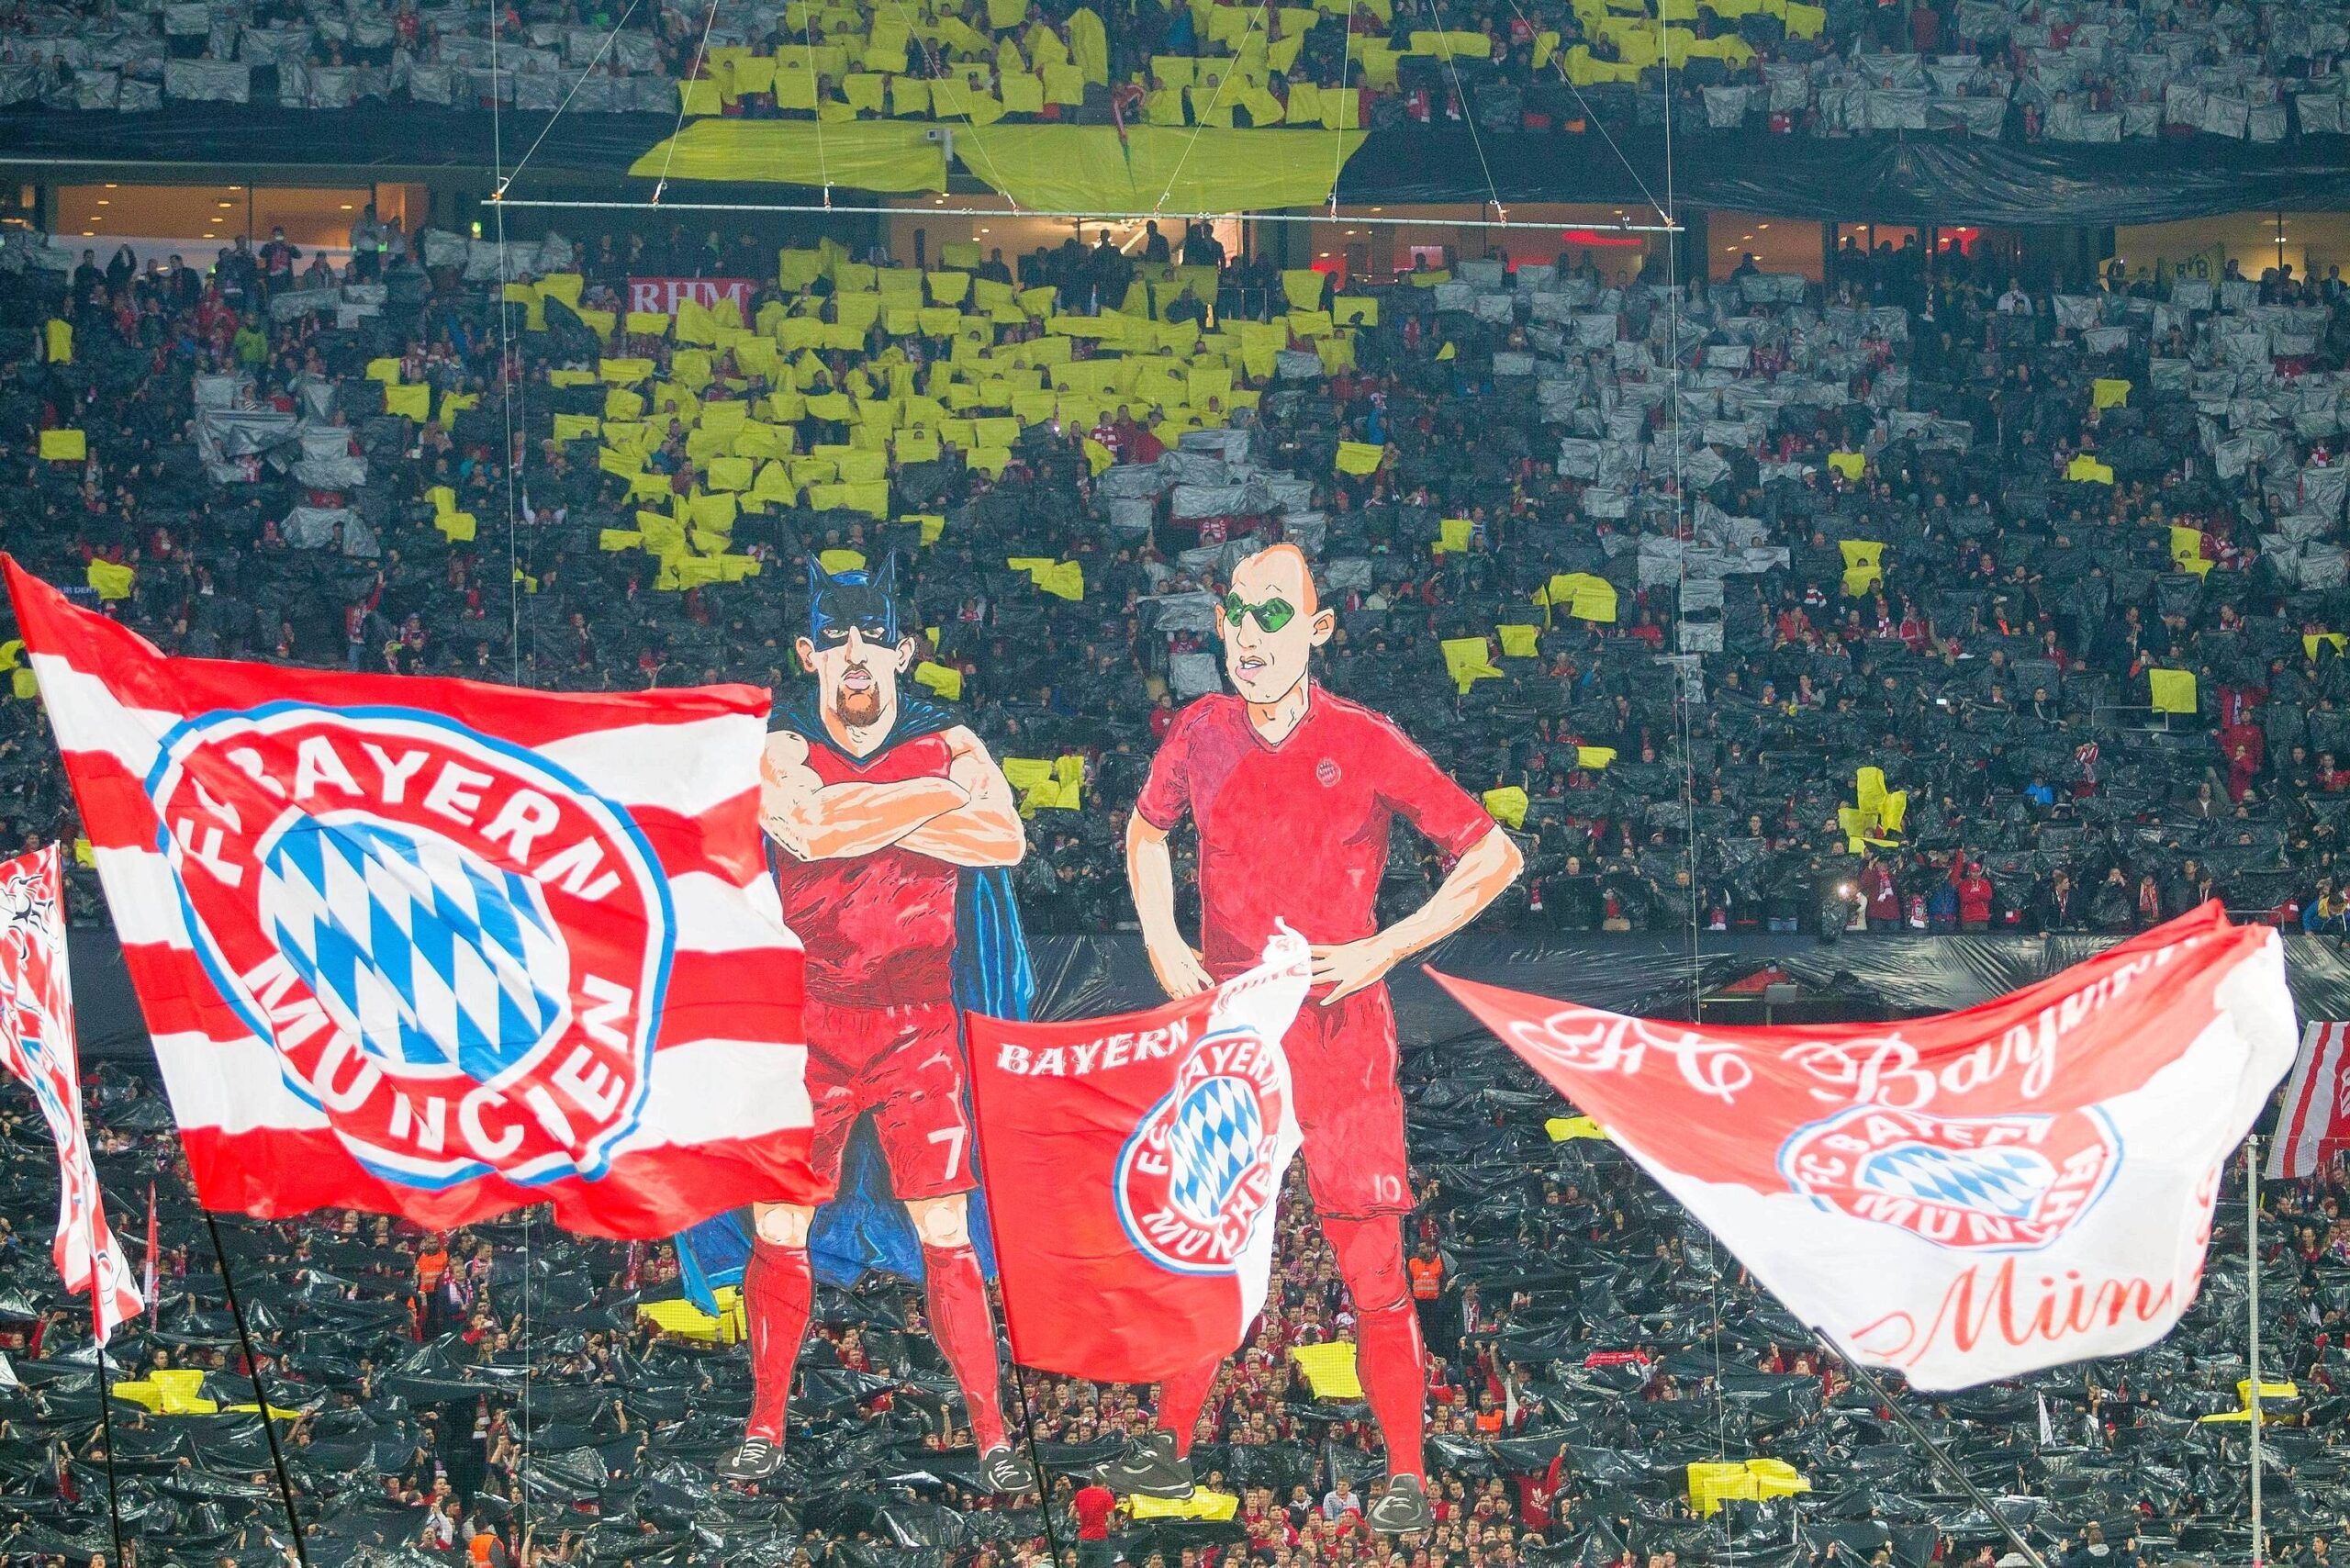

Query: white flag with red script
left=7, top=557, right=815, bottom=1238
left=0, top=843, right=144, bottom=1341
left=1433, top=904, right=2298, bottom=1390
left=2266, top=1022, right=2350, bottom=1181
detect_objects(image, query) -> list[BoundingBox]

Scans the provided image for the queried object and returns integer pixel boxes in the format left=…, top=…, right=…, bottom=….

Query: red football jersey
left=1136, top=687, right=1494, bottom=977
left=771, top=729, right=959, bottom=1005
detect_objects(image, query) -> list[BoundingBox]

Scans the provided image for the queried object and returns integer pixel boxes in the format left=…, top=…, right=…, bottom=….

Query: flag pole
left=972, top=1190, right=1072, bottom=1566
left=55, top=860, right=126, bottom=1568
left=2247, top=1135, right=2263, bottom=1568
left=963, top=1037, right=1076, bottom=1567
left=1814, top=1337, right=2050, bottom=1568
left=82, top=1199, right=128, bottom=1568
left=202, top=1208, right=310, bottom=1567
left=1007, top=1360, right=1075, bottom=1568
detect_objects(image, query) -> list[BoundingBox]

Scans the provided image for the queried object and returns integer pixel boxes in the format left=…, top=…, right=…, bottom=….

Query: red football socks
left=1326, top=1213, right=1427, bottom=1480
left=1354, top=1298, right=1428, bottom=1479
left=743, top=1238, right=813, bottom=1442
left=923, top=1242, right=1010, bottom=1453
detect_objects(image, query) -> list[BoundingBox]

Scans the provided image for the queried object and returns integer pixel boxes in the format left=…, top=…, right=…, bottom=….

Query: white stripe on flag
left=537, top=714, right=770, bottom=819
left=148, top=1031, right=333, bottom=1133
left=2268, top=1023, right=2348, bottom=1180
left=150, top=1031, right=811, bottom=1142
left=33, top=654, right=767, bottom=815
left=98, top=846, right=792, bottom=957
left=26, top=654, right=178, bottom=778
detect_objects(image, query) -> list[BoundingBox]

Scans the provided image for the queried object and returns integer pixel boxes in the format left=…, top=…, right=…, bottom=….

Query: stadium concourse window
left=49, top=182, right=424, bottom=264
left=1707, top=215, right=1823, bottom=283
left=881, top=198, right=1245, bottom=280
left=2111, top=212, right=2350, bottom=292
left=1289, top=206, right=1667, bottom=286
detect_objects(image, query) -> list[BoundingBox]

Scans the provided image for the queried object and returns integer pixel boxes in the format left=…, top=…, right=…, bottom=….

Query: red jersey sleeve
left=1369, top=712, right=1497, bottom=859
left=1135, top=702, right=1199, bottom=831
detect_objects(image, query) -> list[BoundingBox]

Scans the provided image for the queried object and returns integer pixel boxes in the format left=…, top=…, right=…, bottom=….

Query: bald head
left=1220, top=543, right=1333, bottom=707
left=1232, top=543, right=1318, bottom=615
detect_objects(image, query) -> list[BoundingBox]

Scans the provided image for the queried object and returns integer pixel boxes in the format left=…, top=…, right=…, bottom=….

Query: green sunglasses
left=1222, top=593, right=1297, bottom=633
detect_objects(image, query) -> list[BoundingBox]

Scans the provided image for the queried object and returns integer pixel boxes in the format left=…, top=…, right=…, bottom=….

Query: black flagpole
left=80, top=1214, right=128, bottom=1568
left=1008, top=1359, right=1073, bottom=1567
left=1815, top=1335, right=2050, bottom=1568
left=962, top=1022, right=1074, bottom=1565
left=202, top=1209, right=310, bottom=1567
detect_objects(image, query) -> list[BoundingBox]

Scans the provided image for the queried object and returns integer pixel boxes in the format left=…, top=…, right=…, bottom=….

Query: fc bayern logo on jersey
left=143, top=702, right=674, bottom=1191
left=1114, top=1026, right=1288, bottom=1275
left=1778, top=1103, right=2120, bottom=1250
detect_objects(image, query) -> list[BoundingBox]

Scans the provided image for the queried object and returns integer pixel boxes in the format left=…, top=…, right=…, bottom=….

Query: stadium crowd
left=4, top=201, right=2350, bottom=943
left=1, top=0, right=2347, bottom=144
left=0, top=1013, right=2341, bottom=1568
left=0, top=147, right=2346, bottom=1568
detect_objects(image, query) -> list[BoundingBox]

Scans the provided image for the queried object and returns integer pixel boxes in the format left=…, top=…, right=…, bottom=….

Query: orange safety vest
left=1408, top=1257, right=1444, bottom=1301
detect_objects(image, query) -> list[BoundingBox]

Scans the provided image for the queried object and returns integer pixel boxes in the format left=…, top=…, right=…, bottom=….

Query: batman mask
left=805, top=552, right=902, bottom=649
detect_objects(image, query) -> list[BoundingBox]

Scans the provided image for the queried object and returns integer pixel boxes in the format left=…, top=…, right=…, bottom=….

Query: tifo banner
left=627, top=277, right=757, bottom=318
left=2267, top=1022, right=2350, bottom=1180
left=954, top=126, right=1368, bottom=218
left=1434, top=903, right=2299, bottom=1390
left=968, top=932, right=1309, bottom=1383
left=626, top=119, right=948, bottom=192
left=0, top=843, right=143, bottom=1341
left=6, top=557, right=816, bottom=1237
left=623, top=120, right=1364, bottom=211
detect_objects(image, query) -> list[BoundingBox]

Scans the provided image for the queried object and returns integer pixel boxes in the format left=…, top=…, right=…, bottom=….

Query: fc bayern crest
left=143, top=702, right=673, bottom=1190
left=1779, top=1104, right=2120, bottom=1250
left=1115, top=1025, right=1289, bottom=1274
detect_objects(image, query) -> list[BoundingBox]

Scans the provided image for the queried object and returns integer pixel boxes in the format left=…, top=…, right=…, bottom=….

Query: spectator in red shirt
left=1955, top=862, right=1996, bottom=931
left=1075, top=1480, right=1120, bottom=1568
left=1861, top=854, right=1901, bottom=932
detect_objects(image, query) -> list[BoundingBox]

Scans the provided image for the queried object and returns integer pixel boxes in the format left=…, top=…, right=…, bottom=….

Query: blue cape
left=677, top=691, right=1035, bottom=1306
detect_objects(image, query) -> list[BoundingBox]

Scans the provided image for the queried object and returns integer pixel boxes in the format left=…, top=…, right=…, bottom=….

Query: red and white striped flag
left=7, top=558, right=816, bottom=1238
left=142, top=1181, right=158, bottom=1316
left=2266, top=1022, right=2350, bottom=1180
left=0, top=843, right=144, bottom=1340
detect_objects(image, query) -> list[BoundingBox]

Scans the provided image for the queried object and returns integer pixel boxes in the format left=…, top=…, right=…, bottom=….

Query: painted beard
left=833, top=663, right=885, bottom=727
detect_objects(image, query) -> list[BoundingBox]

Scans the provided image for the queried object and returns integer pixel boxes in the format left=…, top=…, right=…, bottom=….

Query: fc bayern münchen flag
left=0, top=843, right=144, bottom=1340
left=968, top=935, right=1309, bottom=1383
left=1434, top=903, right=2298, bottom=1390
left=2266, top=1022, right=2350, bottom=1180
left=7, top=559, right=814, bottom=1238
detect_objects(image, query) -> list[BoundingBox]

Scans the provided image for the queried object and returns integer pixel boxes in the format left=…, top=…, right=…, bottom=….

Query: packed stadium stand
left=0, top=1033, right=2336, bottom=1568
left=5, top=209, right=2350, bottom=938
left=3, top=0, right=2350, bottom=1562
left=5, top=0, right=2350, bottom=143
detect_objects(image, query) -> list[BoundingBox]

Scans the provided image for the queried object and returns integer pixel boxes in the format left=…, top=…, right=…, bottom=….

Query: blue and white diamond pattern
left=1857, top=1143, right=2055, bottom=1220
left=1166, top=1074, right=1264, bottom=1226
left=256, top=814, right=572, bottom=1085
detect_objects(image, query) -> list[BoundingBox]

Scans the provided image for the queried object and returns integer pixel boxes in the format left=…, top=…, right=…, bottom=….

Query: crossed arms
left=760, top=726, right=1025, bottom=868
